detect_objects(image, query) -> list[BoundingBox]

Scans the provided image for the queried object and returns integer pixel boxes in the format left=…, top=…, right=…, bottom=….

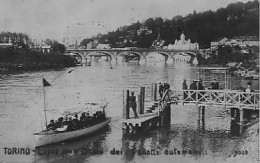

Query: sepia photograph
left=0, top=0, right=259, bottom=162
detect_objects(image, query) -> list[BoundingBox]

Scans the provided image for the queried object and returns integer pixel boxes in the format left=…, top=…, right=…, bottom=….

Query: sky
left=0, top=0, right=253, bottom=42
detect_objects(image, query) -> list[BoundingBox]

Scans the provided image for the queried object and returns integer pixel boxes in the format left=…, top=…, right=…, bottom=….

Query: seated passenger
left=47, top=120, right=55, bottom=131
left=72, top=114, right=79, bottom=130
left=66, top=116, right=74, bottom=131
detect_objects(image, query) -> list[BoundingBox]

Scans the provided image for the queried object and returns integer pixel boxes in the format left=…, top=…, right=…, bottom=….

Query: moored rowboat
left=34, top=118, right=111, bottom=147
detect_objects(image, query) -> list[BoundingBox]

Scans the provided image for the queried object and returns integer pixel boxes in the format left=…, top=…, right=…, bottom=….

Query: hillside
left=81, top=0, right=259, bottom=49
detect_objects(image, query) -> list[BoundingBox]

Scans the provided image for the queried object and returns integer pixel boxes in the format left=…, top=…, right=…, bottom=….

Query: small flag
left=43, top=78, right=51, bottom=87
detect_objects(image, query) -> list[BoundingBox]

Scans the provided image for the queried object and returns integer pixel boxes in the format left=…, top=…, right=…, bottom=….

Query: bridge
left=65, top=48, right=205, bottom=64
left=161, top=89, right=259, bottom=110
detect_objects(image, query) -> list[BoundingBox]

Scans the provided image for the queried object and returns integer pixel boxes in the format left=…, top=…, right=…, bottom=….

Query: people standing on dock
left=158, top=82, right=164, bottom=99
left=190, top=80, right=197, bottom=101
left=210, top=78, right=219, bottom=90
left=129, top=91, right=139, bottom=119
left=182, top=79, right=188, bottom=101
left=245, top=82, right=253, bottom=92
left=198, top=79, right=205, bottom=101
left=210, top=78, right=219, bottom=101
left=244, top=82, right=254, bottom=104
left=163, top=81, right=170, bottom=93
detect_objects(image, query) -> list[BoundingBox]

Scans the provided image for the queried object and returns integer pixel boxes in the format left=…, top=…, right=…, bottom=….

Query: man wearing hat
left=158, top=82, right=164, bottom=99
left=182, top=79, right=188, bottom=101
left=47, top=120, right=55, bottom=131
left=129, top=91, right=139, bottom=119
left=210, top=78, right=219, bottom=90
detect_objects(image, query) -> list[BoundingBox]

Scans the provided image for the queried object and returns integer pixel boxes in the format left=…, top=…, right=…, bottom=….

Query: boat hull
left=34, top=118, right=111, bottom=147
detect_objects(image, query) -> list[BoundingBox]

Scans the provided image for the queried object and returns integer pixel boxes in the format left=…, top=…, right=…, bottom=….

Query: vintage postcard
left=0, top=0, right=259, bottom=162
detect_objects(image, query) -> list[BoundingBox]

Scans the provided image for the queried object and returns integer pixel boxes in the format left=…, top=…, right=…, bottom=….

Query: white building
left=167, top=33, right=199, bottom=50
left=96, top=44, right=110, bottom=49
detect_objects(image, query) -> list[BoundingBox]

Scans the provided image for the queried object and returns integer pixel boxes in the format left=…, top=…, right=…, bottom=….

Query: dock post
left=201, top=106, right=205, bottom=131
left=161, top=102, right=171, bottom=126
left=123, top=90, right=130, bottom=119
left=239, top=108, right=244, bottom=125
left=139, top=87, right=145, bottom=114
left=231, top=108, right=236, bottom=120
left=138, top=94, right=141, bottom=114
left=239, top=108, right=244, bottom=134
left=151, top=83, right=157, bottom=101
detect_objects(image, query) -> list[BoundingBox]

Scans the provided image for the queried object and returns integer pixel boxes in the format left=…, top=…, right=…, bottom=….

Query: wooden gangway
left=160, top=89, right=259, bottom=110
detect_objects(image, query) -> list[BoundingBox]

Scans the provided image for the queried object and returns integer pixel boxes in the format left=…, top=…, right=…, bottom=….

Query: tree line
left=80, top=0, right=259, bottom=49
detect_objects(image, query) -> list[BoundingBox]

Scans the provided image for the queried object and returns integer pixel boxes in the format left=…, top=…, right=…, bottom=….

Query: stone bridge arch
left=86, top=51, right=114, bottom=62
left=65, top=52, right=84, bottom=64
left=117, top=51, right=144, bottom=62
left=185, top=52, right=198, bottom=64
left=146, top=51, right=171, bottom=63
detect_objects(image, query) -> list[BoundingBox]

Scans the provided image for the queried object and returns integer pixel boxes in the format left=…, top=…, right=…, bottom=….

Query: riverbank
left=226, top=118, right=259, bottom=163
left=0, top=48, right=76, bottom=73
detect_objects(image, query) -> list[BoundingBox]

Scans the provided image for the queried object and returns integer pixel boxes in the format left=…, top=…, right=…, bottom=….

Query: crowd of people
left=46, top=110, right=106, bottom=132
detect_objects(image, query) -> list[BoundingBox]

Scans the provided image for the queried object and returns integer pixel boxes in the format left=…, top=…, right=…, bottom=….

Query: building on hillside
left=0, top=37, right=14, bottom=48
left=0, top=43, right=13, bottom=48
left=151, top=30, right=165, bottom=49
left=41, top=45, right=51, bottom=53
left=167, top=33, right=199, bottom=50
left=96, top=44, right=110, bottom=49
left=137, top=25, right=152, bottom=36
left=232, top=36, right=259, bottom=47
left=210, top=37, right=230, bottom=48
left=210, top=36, right=259, bottom=49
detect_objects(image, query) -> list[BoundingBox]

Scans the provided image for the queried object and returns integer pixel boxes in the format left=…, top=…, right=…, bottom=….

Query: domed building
left=167, top=33, right=199, bottom=50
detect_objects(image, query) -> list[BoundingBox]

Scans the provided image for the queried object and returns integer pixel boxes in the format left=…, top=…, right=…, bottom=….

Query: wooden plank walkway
left=121, top=115, right=158, bottom=126
left=165, top=89, right=260, bottom=110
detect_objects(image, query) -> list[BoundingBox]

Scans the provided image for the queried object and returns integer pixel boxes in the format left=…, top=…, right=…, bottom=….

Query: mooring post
left=201, top=106, right=205, bottom=131
left=123, top=90, right=130, bottom=119
left=198, top=106, right=201, bottom=120
left=138, top=94, right=141, bottom=114
left=239, top=108, right=244, bottom=124
left=151, top=83, right=157, bottom=101
left=238, top=108, right=244, bottom=135
left=231, top=108, right=235, bottom=120
left=139, top=87, right=145, bottom=114
left=139, top=87, right=143, bottom=114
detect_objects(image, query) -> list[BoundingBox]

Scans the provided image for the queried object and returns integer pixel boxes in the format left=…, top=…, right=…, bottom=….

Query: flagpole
left=43, top=78, right=48, bottom=131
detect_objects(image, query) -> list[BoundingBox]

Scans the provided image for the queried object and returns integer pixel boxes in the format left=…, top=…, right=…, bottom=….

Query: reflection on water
left=0, top=60, right=258, bottom=163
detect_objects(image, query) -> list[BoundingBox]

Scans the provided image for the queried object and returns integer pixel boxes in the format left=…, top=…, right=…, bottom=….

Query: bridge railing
left=163, top=89, right=259, bottom=109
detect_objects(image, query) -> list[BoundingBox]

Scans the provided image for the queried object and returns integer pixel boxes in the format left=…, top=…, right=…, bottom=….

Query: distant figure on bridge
left=182, top=79, right=188, bottom=100
left=158, top=82, right=164, bottom=99
left=129, top=91, right=139, bottom=119
left=210, top=78, right=219, bottom=90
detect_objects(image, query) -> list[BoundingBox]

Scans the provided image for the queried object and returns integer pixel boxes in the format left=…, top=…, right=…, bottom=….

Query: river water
left=0, top=58, right=258, bottom=163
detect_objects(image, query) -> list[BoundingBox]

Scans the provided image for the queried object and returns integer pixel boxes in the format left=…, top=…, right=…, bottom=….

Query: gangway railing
left=159, top=89, right=259, bottom=110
